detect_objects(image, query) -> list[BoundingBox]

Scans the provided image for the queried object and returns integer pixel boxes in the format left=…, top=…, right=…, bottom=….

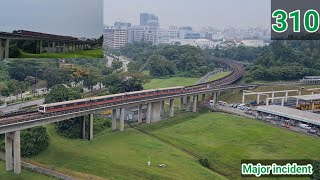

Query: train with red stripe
left=38, top=87, right=185, bottom=113
left=39, top=58, right=245, bottom=114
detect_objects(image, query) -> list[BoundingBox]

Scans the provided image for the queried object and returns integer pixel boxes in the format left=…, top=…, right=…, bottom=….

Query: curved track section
left=0, top=58, right=246, bottom=126
left=185, top=57, right=245, bottom=91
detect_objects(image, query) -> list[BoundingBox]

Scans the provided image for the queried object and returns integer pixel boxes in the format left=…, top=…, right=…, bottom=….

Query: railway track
left=0, top=58, right=246, bottom=126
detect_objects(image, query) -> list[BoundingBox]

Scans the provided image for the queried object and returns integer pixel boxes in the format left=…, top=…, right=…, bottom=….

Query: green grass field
left=18, top=49, right=103, bottom=58
left=0, top=161, right=54, bottom=180
left=31, top=125, right=225, bottom=180
left=207, top=71, right=231, bottom=82
left=143, top=77, right=199, bottom=90
left=138, top=110, right=320, bottom=179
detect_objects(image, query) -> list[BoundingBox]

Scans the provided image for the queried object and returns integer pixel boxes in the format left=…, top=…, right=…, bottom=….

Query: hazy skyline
left=104, top=0, right=271, bottom=29
left=0, top=0, right=103, bottom=38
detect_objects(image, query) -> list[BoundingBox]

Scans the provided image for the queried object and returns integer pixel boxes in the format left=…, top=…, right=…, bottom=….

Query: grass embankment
left=207, top=71, right=231, bottom=82
left=143, top=77, right=199, bottom=90
left=143, top=70, right=232, bottom=90
left=31, top=125, right=224, bottom=180
left=137, top=110, right=320, bottom=179
left=0, top=161, right=54, bottom=180
left=18, top=49, right=103, bottom=58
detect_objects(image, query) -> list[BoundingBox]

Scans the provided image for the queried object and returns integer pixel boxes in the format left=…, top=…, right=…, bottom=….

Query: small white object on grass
left=147, top=157, right=151, bottom=167
left=158, top=164, right=166, bottom=168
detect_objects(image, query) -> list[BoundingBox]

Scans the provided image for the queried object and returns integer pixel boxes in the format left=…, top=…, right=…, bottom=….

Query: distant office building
left=114, top=22, right=131, bottom=28
left=132, top=25, right=147, bottom=42
left=104, top=26, right=127, bottom=49
left=179, top=26, right=193, bottom=31
left=140, top=13, right=158, bottom=26
left=184, top=32, right=201, bottom=39
left=168, top=29, right=180, bottom=39
left=157, top=29, right=169, bottom=44
left=145, top=20, right=160, bottom=45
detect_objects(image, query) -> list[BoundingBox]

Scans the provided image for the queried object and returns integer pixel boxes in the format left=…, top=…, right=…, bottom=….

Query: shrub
left=199, top=158, right=210, bottom=169
left=55, top=116, right=111, bottom=139
left=0, top=126, right=49, bottom=157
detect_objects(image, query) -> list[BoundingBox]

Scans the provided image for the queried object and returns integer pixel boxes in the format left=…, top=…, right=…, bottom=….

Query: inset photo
left=0, top=0, right=103, bottom=59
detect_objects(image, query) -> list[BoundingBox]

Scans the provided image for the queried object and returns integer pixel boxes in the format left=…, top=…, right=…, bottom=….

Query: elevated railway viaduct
left=0, top=58, right=256, bottom=174
left=0, top=30, right=93, bottom=58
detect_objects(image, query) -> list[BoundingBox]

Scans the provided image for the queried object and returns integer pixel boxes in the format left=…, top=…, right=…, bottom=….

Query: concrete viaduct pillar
left=53, top=42, right=57, bottom=53
left=169, top=99, right=174, bottom=117
left=179, top=97, right=184, bottom=110
left=5, top=131, right=21, bottom=174
left=120, top=108, right=124, bottom=131
left=138, top=104, right=143, bottom=123
left=89, top=114, right=94, bottom=141
left=151, top=101, right=161, bottom=123
left=0, top=39, right=3, bottom=59
left=0, top=39, right=10, bottom=58
left=39, top=40, right=43, bottom=54
left=63, top=42, right=67, bottom=53
left=5, top=133, right=13, bottom=171
left=186, top=96, right=191, bottom=112
left=193, top=95, right=197, bottom=112
left=147, top=103, right=152, bottom=123
left=161, top=101, right=165, bottom=117
left=112, top=109, right=117, bottom=130
left=202, top=94, right=206, bottom=104
left=5, top=39, right=9, bottom=58
left=79, top=116, right=86, bottom=139
left=212, top=92, right=217, bottom=106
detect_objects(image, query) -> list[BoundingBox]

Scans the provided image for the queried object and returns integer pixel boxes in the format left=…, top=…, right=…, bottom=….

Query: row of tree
left=210, top=41, right=320, bottom=81
left=120, top=42, right=215, bottom=78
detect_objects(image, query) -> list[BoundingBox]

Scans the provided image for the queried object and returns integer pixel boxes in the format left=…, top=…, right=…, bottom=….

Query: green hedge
left=0, top=126, right=49, bottom=157
left=55, top=116, right=111, bottom=139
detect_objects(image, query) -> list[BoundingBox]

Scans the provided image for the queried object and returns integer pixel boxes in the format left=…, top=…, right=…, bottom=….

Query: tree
left=147, top=55, right=176, bottom=77
left=101, top=67, right=113, bottom=76
left=0, top=126, right=49, bottom=157
left=118, top=72, right=150, bottom=92
left=112, top=60, right=122, bottom=71
left=44, top=84, right=82, bottom=104
left=42, top=67, right=72, bottom=88
left=9, top=44, right=21, bottom=58
left=0, top=83, right=9, bottom=102
left=44, top=84, right=83, bottom=139
left=7, top=59, right=41, bottom=81
left=102, top=72, right=150, bottom=94
left=83, top=70, right=100, bottom=91
left=102, top=74, right=123, bottom=93
left=20, top=127, right=49, bottom=157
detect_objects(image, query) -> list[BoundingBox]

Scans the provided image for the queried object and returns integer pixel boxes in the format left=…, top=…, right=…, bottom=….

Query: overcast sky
left=104, top=0, right=270, bottom=29
left=0, top=0, right=103, bottom=38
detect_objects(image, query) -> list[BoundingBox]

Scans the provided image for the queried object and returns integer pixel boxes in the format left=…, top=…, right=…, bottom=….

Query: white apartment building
left=104, top=26, right=127, bottom=50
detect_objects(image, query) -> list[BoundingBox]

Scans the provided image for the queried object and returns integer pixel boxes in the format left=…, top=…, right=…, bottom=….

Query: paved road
left=1, top=88, right=48, bottom=103
left=0, top=99, right=45, bottom=114
left=106, top=55, right=131, bottom=72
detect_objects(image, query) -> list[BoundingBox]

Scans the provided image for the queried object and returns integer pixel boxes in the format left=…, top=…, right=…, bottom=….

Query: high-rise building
left=145, top=20, right=160, bottom=45
left=104, top=26, right=127, bottom=50
left=114, top=22, right=131, bottom=28
left=132, top=25, right=147, bottom=42
left=140, top=13, right=158, bottom=26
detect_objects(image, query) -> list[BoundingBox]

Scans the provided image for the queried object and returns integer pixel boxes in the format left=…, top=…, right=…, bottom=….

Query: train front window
left=39, top=106, right=44, bottom=111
